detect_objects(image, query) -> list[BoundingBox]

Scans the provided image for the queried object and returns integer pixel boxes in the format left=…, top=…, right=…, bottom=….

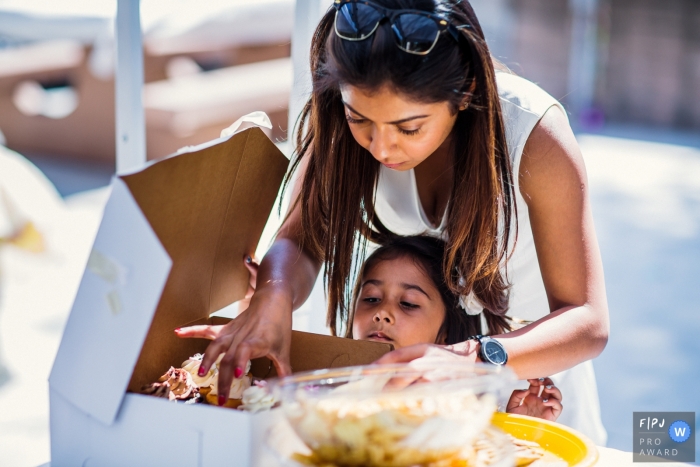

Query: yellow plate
left=492, top=413, right=599, bottom=466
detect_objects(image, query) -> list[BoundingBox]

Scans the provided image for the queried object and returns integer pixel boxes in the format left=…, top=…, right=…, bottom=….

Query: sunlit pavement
left=0, top=130, right=699, bottom=466
left=582, top=133, right=700, bottom=459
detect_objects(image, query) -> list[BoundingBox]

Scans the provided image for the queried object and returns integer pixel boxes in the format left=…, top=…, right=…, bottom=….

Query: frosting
left=141, top=367, right=199, bottom=401
left=181, top=354, right=217, bottom=387
left=240, top=381, right=276, bottom=412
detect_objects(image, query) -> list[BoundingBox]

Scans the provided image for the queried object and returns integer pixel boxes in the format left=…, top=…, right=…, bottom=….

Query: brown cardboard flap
left=124, top=128, right=288, bottom=391
left=130, top=322, right=394, bottom=390
left=250, top=331, right=394, bottom=379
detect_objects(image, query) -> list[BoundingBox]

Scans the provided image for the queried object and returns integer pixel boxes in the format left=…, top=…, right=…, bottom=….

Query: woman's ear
left=459, top=80, right=478, bottom=111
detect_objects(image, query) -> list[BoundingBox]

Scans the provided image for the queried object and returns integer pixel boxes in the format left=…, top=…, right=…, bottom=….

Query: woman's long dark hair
left=347, top=236, right=511, bottom=343
left=284, top=0, right=515, bottom=336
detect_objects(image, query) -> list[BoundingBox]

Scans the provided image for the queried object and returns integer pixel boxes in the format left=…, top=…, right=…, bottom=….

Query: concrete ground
left=0, top=128, right=698, bottom=466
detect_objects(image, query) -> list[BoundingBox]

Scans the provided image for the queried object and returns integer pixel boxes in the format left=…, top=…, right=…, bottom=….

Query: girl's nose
left=373, top=308, right=394, bottom=324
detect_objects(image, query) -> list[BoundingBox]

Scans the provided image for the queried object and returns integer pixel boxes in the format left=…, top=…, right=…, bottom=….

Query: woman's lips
left=367, top=331, right=393, bottom=342
left=382, top=162, right=405, bottom=170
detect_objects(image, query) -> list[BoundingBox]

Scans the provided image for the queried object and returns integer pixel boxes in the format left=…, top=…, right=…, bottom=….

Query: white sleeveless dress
left=373, top=72, right=607, bottom=445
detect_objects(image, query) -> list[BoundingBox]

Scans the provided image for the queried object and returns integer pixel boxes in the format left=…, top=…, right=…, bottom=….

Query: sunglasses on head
left=333, top=0, right=469, bottom=55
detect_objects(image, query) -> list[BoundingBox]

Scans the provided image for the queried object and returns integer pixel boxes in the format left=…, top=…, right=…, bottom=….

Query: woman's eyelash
left=398, top=127, right=420, bottom=136
left=346, top=114, right=420, bottom=136
left=400, top=301, right=419, bottom=309
left=345, top=115, right=366, bottom=124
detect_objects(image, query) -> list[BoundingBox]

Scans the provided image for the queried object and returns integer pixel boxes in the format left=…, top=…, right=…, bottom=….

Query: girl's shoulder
left=495, top=71, right=567, bottom=123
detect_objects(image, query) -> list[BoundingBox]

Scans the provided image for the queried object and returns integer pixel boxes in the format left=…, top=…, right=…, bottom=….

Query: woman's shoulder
left=496, top=71, right=567, bottom=122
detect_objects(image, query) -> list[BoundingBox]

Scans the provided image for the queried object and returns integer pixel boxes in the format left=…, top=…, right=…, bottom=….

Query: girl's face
left=340, top=84, right=458, bottom=171
left=352, top=256, right=446, bottom=349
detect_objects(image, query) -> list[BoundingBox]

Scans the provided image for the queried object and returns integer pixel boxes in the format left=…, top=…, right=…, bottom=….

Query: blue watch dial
left=483, top=341, right=506, bottom=364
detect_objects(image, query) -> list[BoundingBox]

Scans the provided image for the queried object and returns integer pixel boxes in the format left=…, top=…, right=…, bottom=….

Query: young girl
left=350, top=235, right=562, bottom=422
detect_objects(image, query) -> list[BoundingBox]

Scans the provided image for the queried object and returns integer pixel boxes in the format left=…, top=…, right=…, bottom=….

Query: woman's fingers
left=174, top=325, right=223, bottom=340
left=268, top=351, right=292, bottom=377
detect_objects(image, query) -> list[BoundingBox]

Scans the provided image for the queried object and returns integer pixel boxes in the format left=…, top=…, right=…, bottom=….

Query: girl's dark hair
left=346, top=236, right=511, bottom=344
left=283, top=0, right=515, bottom=336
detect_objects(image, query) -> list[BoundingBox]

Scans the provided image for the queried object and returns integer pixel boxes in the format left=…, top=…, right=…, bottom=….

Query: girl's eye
left=400, top=301, right=419, bottom=309
left=398, top=127, right=420, bottom=136
left=363, top=297, right=379, bottom=303
left=346, top=115, right=367, bottom=124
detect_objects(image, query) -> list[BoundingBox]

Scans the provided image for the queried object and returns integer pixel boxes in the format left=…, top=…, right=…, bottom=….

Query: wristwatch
left=467, top=335, right=508, bottom=366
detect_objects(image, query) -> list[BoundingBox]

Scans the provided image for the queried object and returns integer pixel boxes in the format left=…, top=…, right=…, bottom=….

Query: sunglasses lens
left=336, top=3, right=383, bottom=40
left=392, top=13, right=439, bottom=53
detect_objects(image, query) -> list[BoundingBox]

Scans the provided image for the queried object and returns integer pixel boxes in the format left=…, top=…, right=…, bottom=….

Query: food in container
left=270, top=362, right=517, bottom=467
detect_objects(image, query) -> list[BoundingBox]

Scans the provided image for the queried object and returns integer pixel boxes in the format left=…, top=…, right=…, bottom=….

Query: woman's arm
left=492, top=105, right=609, bottom=378
left=378, top=106, right=609, bottom=379
left=176, top=156, right=321, bottom=401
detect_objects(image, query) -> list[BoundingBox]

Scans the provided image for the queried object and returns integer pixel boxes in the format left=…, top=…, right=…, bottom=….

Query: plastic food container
left=270, top=362, right=517, bottom=467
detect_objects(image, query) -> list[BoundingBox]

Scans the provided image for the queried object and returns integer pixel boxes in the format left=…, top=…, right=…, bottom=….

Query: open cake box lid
left=49, top=125, right=290, bottom=426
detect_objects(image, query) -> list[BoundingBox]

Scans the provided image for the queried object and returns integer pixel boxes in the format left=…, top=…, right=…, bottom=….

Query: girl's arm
left=176, top=156, right=322, bottom=401
left=378, top=106, right=609, bottom=379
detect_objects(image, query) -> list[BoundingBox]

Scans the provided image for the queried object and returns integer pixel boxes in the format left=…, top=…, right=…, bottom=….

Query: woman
left=178, top=0, right=609, bottom=443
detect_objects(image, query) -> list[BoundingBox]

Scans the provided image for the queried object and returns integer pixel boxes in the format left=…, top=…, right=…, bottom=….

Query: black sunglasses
left=333, top=0, right=469, bottom=55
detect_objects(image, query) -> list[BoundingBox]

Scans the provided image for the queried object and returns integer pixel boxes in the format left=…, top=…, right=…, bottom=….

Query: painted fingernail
left=538, top=377, right=545, bottom=381
left=246, top=256, right=252, bottom=264
left=218, top=395, right=226, bottom=406
left=174, top=328, right=181, bottom=333
left=542, top=398, right=549, bottom=403
left=198, top=366, right=207, bottom=377
left=545, top=384, right=553, bottom=389
left=234, top=367, right=243, bottom=378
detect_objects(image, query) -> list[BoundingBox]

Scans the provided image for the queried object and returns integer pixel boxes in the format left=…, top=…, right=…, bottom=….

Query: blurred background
left=0, top=0, right=698, bottom=465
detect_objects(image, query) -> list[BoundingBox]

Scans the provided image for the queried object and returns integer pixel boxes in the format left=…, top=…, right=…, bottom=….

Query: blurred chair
left=144, top=57, right=291, bottom=160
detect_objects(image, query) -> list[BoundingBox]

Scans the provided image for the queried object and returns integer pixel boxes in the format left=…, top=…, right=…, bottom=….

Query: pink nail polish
left=234, top=367, right=243, bottom=378
left=218, top=395, right=226, bottom=406
left=174, top=328, right=181, bottom=333
left=198, top=366, right=207, bottom=377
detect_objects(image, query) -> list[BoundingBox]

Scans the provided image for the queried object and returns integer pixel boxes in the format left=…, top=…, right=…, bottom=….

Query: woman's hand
left=374, top=340, right=480, bottom=365
left=176, top=257, right=293, bottom=405
left=506, top=377, right=562, bottom=421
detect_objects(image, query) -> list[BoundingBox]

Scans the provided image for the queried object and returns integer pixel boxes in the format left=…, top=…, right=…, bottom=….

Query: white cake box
left=47, top=126, right=391, bottom=466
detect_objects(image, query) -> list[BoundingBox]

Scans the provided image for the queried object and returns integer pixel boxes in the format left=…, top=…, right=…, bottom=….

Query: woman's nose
left=369, top=128, right=395, bottom=162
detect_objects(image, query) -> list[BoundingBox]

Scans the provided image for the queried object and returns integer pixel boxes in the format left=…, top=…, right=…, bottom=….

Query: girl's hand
left=237, top=256, right=259, bottom=314
left=175, top=256, right=292, bottom=405
left=506, top=377, right=563, bottom=421
left=374, top=340, right=480, bottom=365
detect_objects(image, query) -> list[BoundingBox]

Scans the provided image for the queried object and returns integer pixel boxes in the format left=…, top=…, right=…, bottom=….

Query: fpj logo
left=633, top=412, right=695, bottom=463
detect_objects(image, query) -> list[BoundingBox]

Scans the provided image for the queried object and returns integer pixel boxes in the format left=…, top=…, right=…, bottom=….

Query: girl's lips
left=367, top=331, right=393, bottom=342
left=382, top=162, right=404, bottom=170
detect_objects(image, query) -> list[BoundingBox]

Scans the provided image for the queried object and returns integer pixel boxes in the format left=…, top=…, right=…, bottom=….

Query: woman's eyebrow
left=342, top=102, right=430, bottom=125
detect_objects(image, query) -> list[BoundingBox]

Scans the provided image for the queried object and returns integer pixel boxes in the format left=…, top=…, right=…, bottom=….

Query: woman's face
left=352, top=256, right=446, bottom=349
left=340, top=84, right=458, bottom=171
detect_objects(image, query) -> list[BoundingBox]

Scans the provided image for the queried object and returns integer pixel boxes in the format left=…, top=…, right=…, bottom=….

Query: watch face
left=483, top=341, right=507, bottom=365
